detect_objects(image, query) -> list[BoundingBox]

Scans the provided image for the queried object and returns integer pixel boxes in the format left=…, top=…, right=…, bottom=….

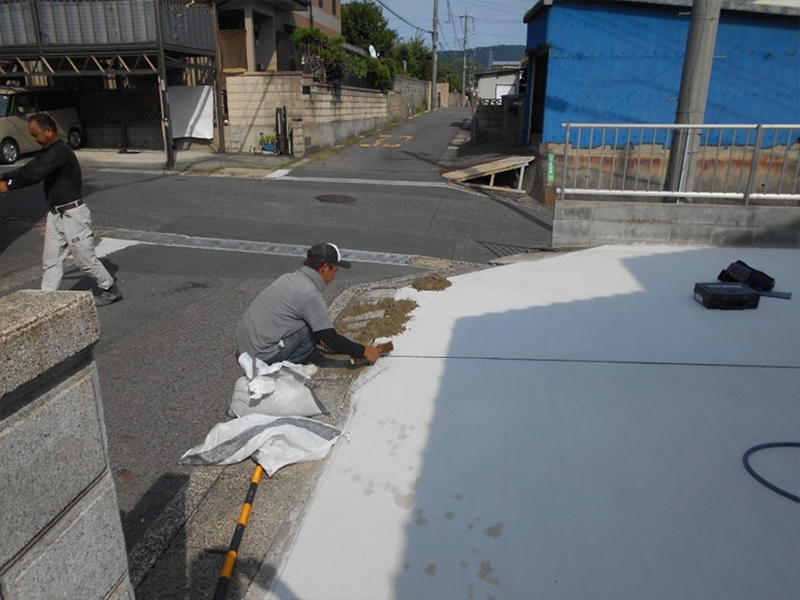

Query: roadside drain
left=98, top=228, right=416, bottom=266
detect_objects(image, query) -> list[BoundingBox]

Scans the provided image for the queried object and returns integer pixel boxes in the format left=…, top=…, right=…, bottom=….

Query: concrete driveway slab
left=262, top=245, right=800, bottom=600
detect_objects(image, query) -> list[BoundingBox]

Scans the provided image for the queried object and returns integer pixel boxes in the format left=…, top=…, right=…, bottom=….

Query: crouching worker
left=235, top=243, right=381, bottom=367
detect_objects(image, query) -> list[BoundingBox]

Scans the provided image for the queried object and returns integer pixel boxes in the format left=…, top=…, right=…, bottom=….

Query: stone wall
left=0, top=291, right=133, bottom=600
left=553, top=200, right=800, bottom=248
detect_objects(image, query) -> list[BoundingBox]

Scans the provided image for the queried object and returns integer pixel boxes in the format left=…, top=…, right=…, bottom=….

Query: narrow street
left=0, top=107, right=553, bottom=597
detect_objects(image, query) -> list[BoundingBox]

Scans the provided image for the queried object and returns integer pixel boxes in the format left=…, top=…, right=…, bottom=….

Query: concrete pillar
left=0, top=291, right=134, bottom=600
left=292, top=118, right=305, bottom=157
left=264, top=16, right=278, bottom=72
left=245, top=6, right=256, bottom=73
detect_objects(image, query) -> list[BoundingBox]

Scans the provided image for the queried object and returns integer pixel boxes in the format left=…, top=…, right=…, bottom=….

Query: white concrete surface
left=94, top=238, right=144, bottom=258
left=265, top=245, right=800, bottom=600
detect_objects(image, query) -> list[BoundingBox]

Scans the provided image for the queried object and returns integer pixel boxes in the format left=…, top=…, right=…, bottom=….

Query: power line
left=478, top=18, right=523, bottom=23
left=461, top=0, right=523, bottom=17
left=447, top=0, right=464, bottom=49
left=373, top=0, right=432, bottom=35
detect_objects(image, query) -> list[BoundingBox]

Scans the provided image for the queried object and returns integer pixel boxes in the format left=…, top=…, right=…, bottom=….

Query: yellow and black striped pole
left=214, top=464, right=265, bottom=600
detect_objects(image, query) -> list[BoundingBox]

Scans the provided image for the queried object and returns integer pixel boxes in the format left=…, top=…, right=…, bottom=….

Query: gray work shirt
left=235, top=266, right=334, bottom=360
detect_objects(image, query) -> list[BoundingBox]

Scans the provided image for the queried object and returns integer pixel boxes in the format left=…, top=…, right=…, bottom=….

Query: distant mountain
left=438, top=45, right=526, bottom=71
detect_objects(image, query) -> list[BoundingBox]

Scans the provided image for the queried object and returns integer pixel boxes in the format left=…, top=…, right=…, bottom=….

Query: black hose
left=742, top=442, right=799, bottom=503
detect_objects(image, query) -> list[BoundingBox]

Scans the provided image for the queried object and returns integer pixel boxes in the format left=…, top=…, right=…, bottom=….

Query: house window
left=332, top=0, right=337, bottom=15
left=318, top=0, right=323, bottom=7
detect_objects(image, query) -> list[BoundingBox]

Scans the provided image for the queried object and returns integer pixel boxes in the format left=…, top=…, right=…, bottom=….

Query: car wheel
left=1, top=138, right=19, bottom=164
left=67, top=128, right=82, bottom=149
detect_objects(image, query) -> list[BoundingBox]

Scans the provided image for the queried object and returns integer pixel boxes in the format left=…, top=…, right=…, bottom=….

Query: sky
left=353, top=0, right=532, bottom=50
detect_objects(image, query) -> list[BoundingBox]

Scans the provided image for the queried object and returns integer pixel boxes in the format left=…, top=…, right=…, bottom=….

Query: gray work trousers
left=257, top=326, right=316, bottom=366
left=42, top=203, right=114, bottom=292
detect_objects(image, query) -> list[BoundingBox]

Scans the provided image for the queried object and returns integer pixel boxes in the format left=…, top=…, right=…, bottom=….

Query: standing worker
left=0, top=112, right=122, bottom=306
left=236, top=243, right=381, bottom=368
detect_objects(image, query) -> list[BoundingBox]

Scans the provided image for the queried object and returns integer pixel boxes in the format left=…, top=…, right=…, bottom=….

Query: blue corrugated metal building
left=522, top=0, right=800, bottom=145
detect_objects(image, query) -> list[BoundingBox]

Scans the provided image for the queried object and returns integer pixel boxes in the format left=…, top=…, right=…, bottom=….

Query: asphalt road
left=0, top=107, right=553, bottom=595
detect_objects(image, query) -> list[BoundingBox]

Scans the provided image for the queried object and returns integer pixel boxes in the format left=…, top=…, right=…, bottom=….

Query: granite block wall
left=0, top=291, right=134, bottom=600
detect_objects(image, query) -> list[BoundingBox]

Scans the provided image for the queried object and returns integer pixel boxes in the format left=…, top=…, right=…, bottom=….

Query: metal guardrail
left=559, top=123, right=800, bottom=204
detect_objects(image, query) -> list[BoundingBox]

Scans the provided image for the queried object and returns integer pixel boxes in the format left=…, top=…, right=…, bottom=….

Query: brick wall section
left=553, top=200, right=800, bottom=248
left=471, top=103, right=503, bottom=141
left=225, top=73, right=408, bottom=155
left=303, top=84, right=387, bottom=122
left=0, top=291, right=134, bottom=600
left=389, top=76, right=429, bottom=120
left=224, top=72, right=306, bottom=153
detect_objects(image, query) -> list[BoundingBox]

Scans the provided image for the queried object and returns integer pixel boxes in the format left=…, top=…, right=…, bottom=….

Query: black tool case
left=694, top=282, right=760, bottom=310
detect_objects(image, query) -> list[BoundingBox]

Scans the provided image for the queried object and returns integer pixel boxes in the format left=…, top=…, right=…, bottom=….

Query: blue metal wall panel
left=708, top=10, right=800, bottom=125
left=526, top=5, right=549, bottom=51
left=526, top=1, right=800, bottom=144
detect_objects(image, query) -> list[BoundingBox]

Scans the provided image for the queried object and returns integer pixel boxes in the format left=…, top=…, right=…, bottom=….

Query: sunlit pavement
left=261, top=245, right=800, bottom=600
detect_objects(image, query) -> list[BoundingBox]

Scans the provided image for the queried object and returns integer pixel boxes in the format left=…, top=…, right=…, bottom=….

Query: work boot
left=95, top=283, right=123, bottom=307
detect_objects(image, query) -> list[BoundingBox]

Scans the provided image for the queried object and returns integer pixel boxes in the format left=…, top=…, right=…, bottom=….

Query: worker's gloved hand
left=363, top=345, right=381, bottom=363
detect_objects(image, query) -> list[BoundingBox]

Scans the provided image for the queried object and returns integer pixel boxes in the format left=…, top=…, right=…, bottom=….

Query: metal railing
left=559, top=123, right=800, bottom=204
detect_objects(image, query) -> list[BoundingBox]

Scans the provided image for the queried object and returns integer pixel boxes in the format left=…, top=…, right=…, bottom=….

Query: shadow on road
left=0, top=187, right=47, bottom=260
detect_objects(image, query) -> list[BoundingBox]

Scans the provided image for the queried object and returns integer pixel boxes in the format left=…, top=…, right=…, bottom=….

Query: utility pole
left=665, top=0, right=722, bottom=197
left=461, top=13, right=470, bottom=106
left=211, top=2, right=226, bottom=154
left=431, top=0, right=439, bottom=110
left=154, top=0, right=174, bottom=169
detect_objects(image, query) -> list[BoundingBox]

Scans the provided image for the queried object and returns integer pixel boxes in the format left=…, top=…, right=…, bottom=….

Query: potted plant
left=259, top=132, right=278, bottom=153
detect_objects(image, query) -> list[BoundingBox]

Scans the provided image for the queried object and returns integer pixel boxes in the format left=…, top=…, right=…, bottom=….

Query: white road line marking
left=267, top=169, right=292, bottom=178
left=266, top=176, right=447, bottom=188
left=95, top=238, right=146, bottom=258
left=100, top=230, right=418, bottom=265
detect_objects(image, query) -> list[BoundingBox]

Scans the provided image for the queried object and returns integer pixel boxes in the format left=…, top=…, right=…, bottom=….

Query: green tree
left=437, top=57, right=464, bottom=93
left=390, top=35, right=431, bottom=80
left=342, top=1, right=398, bottom=57
left=291, top=28, right=349, bottom=82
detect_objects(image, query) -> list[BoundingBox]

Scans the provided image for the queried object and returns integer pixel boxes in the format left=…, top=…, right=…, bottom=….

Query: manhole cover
left=316, top=194, right=356, bottom=204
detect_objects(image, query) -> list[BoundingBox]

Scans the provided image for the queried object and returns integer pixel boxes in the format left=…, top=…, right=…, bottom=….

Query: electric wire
left=381, top=354, right=800, bottom=370
left=373, top=0, right=432, bottom=35
left=742, top=443, right=800, bottom=503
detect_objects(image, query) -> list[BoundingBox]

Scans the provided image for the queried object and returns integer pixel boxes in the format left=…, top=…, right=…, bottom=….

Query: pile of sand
left=336, top=298, right=418, bottom=345
left=412, top=273, right=452, bottom=291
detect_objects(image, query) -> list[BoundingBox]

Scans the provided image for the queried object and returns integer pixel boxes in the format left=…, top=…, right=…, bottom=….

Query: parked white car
left=0, top=86, right=84, bottom=164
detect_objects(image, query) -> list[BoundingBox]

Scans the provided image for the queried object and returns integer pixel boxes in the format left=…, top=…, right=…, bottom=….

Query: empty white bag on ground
left=229, top=352, right=325, bottom=418
left=178, top=413, right=342, bottom=476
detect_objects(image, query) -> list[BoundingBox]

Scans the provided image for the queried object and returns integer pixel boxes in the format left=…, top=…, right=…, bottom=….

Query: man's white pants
left=42, top=204, right=114, bottom=292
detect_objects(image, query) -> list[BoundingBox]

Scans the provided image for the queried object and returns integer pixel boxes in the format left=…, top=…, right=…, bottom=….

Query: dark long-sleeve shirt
left=2, top=139, right=81, bottom=208
left=313, top=328, right=365, bottom=358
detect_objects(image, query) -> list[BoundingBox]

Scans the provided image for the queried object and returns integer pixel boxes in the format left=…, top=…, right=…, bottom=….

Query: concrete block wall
left=390, top=76, right=429, bottom=119
left=224, top=73, right=392, bottom=155
left=553, top=200, right=800, bottom=248
left=471, top=103, right=503, bottom=141
left=224, top=72, right=305, bottom=153
left=0, top=291, right=134, bottom=600
left=304, top=85, right=387, bottom=123
left=302, top=84, right=388, bottom=154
